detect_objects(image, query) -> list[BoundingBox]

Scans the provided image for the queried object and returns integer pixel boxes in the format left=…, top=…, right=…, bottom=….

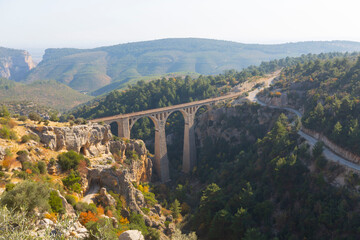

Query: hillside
left=26, top=38, right=360, bottom=93
left=0, top=78, right=93, bottom=111
left=259, top=53, right=360, bottom=156
left=0, top=47, right=35, bottom=81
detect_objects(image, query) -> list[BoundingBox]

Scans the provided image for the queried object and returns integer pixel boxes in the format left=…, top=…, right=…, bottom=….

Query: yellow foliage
left=97, top=206, right=104, bottom=216
left=143, top=186, right=149, bottom=193
left=137, top=184, right=143, bottom=192
left=119, top=216, right=129, bottom=225
left=44, top=212, right=57, bottom=223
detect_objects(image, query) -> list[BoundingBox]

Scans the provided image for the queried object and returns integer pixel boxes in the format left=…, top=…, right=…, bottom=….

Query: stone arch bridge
left=91, top=93, right=242, bottom=182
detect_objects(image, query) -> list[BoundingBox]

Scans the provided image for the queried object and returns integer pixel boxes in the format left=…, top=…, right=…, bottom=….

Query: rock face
left=119, top=230, right=144, bottom=240
left=28, top=123, right=113, bottom=157
left=196, top=103, right=284, bottom=147
left=0, top=47, right=35, bottom=81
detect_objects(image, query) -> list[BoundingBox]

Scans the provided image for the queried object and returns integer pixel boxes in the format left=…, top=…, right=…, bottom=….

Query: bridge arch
left=92, top=93, right=239, bottom=182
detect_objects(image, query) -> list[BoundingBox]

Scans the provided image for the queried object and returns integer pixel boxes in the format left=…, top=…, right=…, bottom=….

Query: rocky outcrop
left=0, top=47, right=35, bottom=81
left=196, top=103, right=284, bottom=147
left=0, top=146, right=5, bottom=161
left=95, top=187, right=116, bottom=207
left=119, top=230, right=144, bottom=240
left=28, top=123, right=113, bottom=157
left=110, top=139, right=152, bottom=182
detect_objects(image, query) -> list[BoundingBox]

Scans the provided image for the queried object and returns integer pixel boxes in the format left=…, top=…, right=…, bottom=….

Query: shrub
left=65, top=194, right=77, bottom=207
left=18, top=115, right=27, bottom=122
left=0, top=180, right=50, bottom=213
left=37, top=161, right=47, bottom=174
left=0, top=125, right=17, bottom=140
left=49, top=190, right=64, bottom=214
left=57, top=150, right=84, bottom=171
left=5, top=183, right=15, bottom=191
left=0, top=105, right=10, bottom=118
left=21, top=133, right=40, bottom=143
left=75, top=202, right=97, bottom=214
left=62, top=170, right=82, bottom=193
left=28, top=112, right=41, bottom=121
left=79, top=211, right=98, bottom=225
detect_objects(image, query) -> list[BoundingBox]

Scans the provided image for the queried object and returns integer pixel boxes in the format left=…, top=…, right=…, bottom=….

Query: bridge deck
left=91, top=92, right=242, bottom=122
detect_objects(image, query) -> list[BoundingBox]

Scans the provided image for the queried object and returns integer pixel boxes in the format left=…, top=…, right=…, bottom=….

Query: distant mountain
left=25, top=38, right=360, bottom=93
left=0, top=47, right=36, bottom=81
left=0, top=78, right=93, bottom=111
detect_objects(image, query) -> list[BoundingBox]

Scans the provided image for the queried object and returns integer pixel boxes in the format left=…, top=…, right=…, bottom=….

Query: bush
left=0, top=105, right=10, bottom=118
left=37, top=161, right=47, bottom=174
left=18, top=115, right=27, bottom=122
left=5, top=183, right=15, bottom=191
left=57, top=150, right=84, bottom=171
left=65, top=194, right=77, bottom=207
left=0, top=180, right=50, bottom=213
left=62, top=170, right=82, bottom=193
left=21, top=133, right=40, bottom=143
left=0, top=125, right=17, bottom=140
left=49, top=190, right=64, bottom=214
left=28, top=112, right=42, bottom=121
left=75, top=202, right=97, bottom=214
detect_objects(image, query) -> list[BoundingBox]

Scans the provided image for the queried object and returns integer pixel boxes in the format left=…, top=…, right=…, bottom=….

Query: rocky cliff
left=0, top=47, right=35, bottom=81
left=196, top=103, right=287, bottom=147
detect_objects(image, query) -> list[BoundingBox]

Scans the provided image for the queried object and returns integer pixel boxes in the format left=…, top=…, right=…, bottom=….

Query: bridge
left=91, top=93, right=242, bottom=182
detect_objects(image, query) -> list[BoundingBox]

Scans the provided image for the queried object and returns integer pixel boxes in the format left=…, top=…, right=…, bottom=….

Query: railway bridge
left=91, top=93, right=242, bottom=182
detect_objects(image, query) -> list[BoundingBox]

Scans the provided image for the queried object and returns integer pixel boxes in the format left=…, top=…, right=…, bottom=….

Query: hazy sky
left=1, top=0, right=360, bottom=50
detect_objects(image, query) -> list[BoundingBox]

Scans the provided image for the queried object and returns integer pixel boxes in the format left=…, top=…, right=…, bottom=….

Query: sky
left=1, top=0, right=360, bottom=50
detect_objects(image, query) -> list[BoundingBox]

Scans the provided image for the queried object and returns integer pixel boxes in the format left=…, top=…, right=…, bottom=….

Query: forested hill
left=71, top=52, right=354, bottom=120
left=25, top=38, right=360, bottom=93
left=261, top=53, right=360, bottom=155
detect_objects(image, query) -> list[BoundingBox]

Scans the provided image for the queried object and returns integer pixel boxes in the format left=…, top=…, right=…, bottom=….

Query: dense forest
left=264, top=53, right=360, bottom=155
left=168, top=105, right=360, bottom=239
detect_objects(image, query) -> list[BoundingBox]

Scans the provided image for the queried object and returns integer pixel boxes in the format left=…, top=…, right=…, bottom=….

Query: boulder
left=95, top=187, right=116, bottom=207
left=119, top=230, right=144, bottom=240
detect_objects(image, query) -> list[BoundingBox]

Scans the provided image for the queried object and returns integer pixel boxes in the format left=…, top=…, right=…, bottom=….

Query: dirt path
left=82, top=183, right=100, bottom=204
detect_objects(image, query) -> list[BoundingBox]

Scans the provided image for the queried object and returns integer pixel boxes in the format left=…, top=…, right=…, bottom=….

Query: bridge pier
left=182, top=108, right=197, bottom=173
left=116, top=118, right=130, bottom=139
left=154, top=120, right=170, bottom=182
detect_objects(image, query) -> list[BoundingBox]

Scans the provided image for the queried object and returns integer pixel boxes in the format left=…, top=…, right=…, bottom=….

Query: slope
left=0, top=78, right=93, bottom=111
left=26, top=38, right=360, bottom=93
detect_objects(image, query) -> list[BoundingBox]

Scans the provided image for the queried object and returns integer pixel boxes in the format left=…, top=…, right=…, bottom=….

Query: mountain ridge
left=25, top=38, right=360, bottom=93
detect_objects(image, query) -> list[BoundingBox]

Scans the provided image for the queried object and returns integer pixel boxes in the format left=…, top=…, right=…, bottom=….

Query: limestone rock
left=0, top=146, right=5, bottom=160
left=119, top=230, right=145, bottom=240
left=28, top=123, right=113, bottom=157
left=95, top=187, right=116, bottom=207
left=56, top=190, right=75, bottom=216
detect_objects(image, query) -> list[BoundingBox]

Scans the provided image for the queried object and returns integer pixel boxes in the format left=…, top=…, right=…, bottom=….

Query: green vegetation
left=181, top=113, right=360, bottom=239
left=0, top=78, right=93, bottom=111
left=26, top=39, right=360, bottom=93
left=62, top=170, right=82, bottom=193
left=0, top=181, right=50, bottom=213
left=57, top=150, right=84, bottom=171
left=48, top=190, right=64, bottom=214
left=267, top=53, right=360, bottom=155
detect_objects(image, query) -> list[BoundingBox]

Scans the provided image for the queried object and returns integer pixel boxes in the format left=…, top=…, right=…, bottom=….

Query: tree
left=312, top=141, right=324, bottom=159
left=171, top=199, right=181, bottom=219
